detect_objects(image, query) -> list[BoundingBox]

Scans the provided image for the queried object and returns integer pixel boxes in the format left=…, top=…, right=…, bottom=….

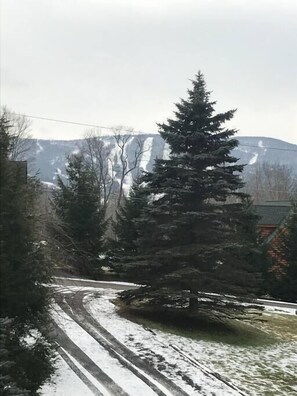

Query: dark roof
left=254, top=202, right=292, bottom=226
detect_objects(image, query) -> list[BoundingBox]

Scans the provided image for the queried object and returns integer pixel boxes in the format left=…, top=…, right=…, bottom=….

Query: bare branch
left=82, top=129, right=115, bottom=208
left=113, top=126, right=147, bottom=207
left=244, top=161, right=297, bottom=203
left=2, top=107, right=33, bottom=161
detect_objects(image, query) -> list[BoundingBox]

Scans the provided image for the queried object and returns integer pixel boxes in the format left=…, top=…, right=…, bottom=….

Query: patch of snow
left=54, top=168, right=67, bottom=179
left=149, top=193, right=165, bottom=203
left=60, top=348, right=111, bottom=396
left=53, top=276, right=140, bottom=287
left=258, top=140, right=267, bottom=154
left=123, top=173, right=134, bottom=195
left=86, top=289, right=297, bottom=396
left=264, top=306, right=296, bottom=315
left=108, top=144, right=121, bottom=178
left=72, top=149, right=80, bottom=155
left=122, top=138, right=136, bottom=194
left=259, top=298, right=297, bottom=307
left=42, top=181, right=58, bottom=189
left=36, top=140, right=44, bottom=154
left=249, top=153, right=258, bottom=165
left=162, top=143, right=170, bottom=160
left=86, top=290, right=239, bottom=396
left=52, top=304, right=158, bottom=396
left=41, top=355, right=93, bottom=396
left=98, top=254, right=106, bottom=260
left=139, top=137, right=153, bottom=172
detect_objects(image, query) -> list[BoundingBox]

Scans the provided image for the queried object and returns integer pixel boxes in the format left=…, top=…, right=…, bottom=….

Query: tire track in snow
left=58, top=346, right=104, bottom=396
left=82, top=290, right=244, bottom=396
left=59, top=291, right=189, bottom=396
left=52, top=321, right=129, bottom=396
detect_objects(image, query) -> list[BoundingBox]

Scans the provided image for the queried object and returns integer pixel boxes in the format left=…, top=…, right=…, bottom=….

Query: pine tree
left=122, top=73, right=261, bottom=317
left=52, top=153, right=106, bottom=277
left=0, top=318, right=29, bottom=396
left=110, top=178, right=149, bottom=277
left=0, top=114, right=55, bottom=393
left=270, top=202, right=297, bottom=302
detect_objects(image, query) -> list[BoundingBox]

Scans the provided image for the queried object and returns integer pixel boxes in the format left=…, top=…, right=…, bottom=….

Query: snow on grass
left=52, top=303, right=158, bottom=396
left=264, top=305, right=296, bottom=315
left=53, top=276, right=140, bottom=287
left=41, top=355, right=94, bottom=396
left=85, top=289, right=297, bottom=396
left=85, top=290, right=239, bottom=396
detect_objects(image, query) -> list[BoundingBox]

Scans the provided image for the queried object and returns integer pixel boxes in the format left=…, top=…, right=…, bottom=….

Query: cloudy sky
left=1, top=0, right=297, bottom=143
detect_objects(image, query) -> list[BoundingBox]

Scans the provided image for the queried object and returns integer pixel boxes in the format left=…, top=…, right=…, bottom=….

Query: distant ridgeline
left=25, top=135, right=297, bottom=189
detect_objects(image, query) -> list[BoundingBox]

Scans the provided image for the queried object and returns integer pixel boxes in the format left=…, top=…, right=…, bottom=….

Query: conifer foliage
left=111, top=178, right=148, bottom=276
left=0, top=114, right=55, bottom=393
left=122, top=73, right=261, bottom=316
left=52, top=153, right=106, bottom=277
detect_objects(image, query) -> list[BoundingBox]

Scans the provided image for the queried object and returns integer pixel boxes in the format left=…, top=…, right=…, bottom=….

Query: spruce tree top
left=148, top=72, right=244, bottom=205
left=158, top=72, right=238, bottom=157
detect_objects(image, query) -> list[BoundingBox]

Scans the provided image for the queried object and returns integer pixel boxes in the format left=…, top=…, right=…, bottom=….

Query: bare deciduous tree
left=82, top=127, right=147, bottom=209
left=2, top=107, right=33, bottom=160
left=83, top=130, right=114, bottom=207
left=37, top=186, right=83, bottom=275
left=113, top=127, right=146, bottom=207
left=244, top=161, right=297, bottom=203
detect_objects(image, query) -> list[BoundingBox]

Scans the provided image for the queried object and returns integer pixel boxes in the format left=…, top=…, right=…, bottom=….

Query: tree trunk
left=189, top=290, right=198, bottom=312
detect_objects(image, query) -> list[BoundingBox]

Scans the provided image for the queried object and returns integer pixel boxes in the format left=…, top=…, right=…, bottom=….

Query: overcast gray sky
left=1, top=0, right=297, bottom=143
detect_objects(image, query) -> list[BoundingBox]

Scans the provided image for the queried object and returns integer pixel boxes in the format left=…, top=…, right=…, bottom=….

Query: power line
left=24, top=114, right=113, bottom=131
left=22, top=113, right=297, bottom=153
left=238, top=144, right=297, bottom=153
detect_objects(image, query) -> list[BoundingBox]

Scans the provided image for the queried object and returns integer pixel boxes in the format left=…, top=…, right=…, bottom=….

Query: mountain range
left=25, top=135, right=297, bottom=189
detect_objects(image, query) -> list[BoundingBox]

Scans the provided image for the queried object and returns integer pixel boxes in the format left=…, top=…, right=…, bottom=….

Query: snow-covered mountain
left=25, top=135, right=297, bottom=188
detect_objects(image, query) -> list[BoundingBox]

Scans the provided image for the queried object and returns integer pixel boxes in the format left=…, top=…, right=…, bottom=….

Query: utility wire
left=22, top=113, right=297, bottom=153
left=24, top=114, right=112, bottom=131
left=238, top=144, right=297, bottom=153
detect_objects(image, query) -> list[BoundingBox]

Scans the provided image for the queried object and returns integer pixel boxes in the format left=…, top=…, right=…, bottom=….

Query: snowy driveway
left=42, top=278, right=297, bottom=396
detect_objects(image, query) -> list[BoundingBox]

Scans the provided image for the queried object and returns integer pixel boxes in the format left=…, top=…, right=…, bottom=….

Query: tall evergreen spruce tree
left=52, top=153, right=106, bottom=277
left=270, top=202, right=297, bottom=302
left=111, top=178, right=148, bottom=277
left=122, top=73, right=261, bottom=317
left=0, top=115, right=55, bottom=393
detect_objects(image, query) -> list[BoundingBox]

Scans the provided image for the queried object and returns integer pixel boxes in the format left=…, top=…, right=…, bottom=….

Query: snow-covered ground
left=85, top=289, right=297, bottom=396
left=85, top=289, right=239, bottom=396
left=41, top=355, right=94, bottom=396
left=41, top=284, right=297, bottom=396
